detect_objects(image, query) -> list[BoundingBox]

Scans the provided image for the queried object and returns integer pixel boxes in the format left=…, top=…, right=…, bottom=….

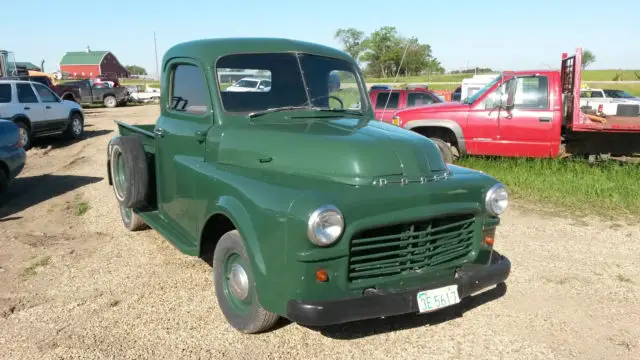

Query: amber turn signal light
left=483, top=227, right=496, bottom=246
left=315, top=269, right=328, bottom=282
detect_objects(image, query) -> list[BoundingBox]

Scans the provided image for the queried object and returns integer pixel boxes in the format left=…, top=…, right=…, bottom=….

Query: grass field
left=457, top=157, right=640, bottom=217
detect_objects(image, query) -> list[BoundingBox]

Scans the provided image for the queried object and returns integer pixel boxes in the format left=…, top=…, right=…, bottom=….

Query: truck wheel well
left=200, top=213, right=236, bottom=266
left=412, top=126, right=458, bottom=147
left=0, top=161, right=8, bottom=179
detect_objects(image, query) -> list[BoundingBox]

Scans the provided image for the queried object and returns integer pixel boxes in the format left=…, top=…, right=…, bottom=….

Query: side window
left=512, top=76, right=549, bottom=109
left=375, top=92, right=400, bottom=109
left=407, top=92, right=435, bottom=107
left=16, top=83, right=39, bottom=103
left=590, top=91, right=603, bottom=98
left=33, top=83, right=59, bottom=103
left=483, top=76, right=549, bottom=110
left=0, top=84, right=11, bottom=103
left=169, top=64, right=210, bottom=115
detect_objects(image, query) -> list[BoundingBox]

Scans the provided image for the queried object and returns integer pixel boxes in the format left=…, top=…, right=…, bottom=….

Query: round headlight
left=307, top=205, right=344, bottom=247
left=485, top=183, right=509, bottom=216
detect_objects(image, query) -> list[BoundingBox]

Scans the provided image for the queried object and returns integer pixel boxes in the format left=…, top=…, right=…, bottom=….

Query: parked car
left=106, top=37, right=512, bottom=335
left=0, top=79, right=85, bottom=149
left=225, top=77, right=271, bottom=92
left=0, top=119, right=26, bottom=198
left=390, top=48, right=640, bottom=163
left=64, top=79, right=129, bottom=108
left=369, top=88, right=443, bottom=122
left=127, top=84, right=161, bottom=103
left=579, top=87, right=640, bottom=116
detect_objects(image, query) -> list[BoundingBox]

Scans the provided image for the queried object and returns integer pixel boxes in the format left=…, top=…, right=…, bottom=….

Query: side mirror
left=504, top=77, right=517, bottom=110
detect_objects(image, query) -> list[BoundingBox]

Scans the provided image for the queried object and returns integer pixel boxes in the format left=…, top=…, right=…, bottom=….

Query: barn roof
left=60, top=51, right=110, bottom=65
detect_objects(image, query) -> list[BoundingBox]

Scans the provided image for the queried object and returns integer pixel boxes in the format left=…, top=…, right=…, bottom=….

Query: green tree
left=354, top=26, right=443, bottom=78
left=126, top=65, right=147, bottom=75
left=334, top=28, right=366, bottom=61
left=582, top=50, right=596, bottom=69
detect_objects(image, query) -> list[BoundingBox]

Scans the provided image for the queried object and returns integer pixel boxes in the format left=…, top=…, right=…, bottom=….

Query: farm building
left=59, top=47, right=130, bottom=79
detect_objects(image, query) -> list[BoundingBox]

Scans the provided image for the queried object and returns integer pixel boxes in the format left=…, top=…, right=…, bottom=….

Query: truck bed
left=114, top=121, right=156, bottom=154
left=561, top=49, right=640, bottom=134
left=573, top=114, right=640, bottom=132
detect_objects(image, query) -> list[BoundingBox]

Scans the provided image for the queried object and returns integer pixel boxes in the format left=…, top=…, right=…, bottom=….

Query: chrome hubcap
left=72, top=118, right=82, bottom=135
left=19, top=128, right=28, bottom=147
left=228, top=263, right=249, bottom=300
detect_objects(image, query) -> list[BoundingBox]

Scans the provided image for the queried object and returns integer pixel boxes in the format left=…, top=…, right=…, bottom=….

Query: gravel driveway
left=0, top=105, right=638, bottom=360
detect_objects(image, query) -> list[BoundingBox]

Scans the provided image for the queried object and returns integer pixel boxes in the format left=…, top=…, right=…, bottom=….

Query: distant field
left=112, top=69, right=640, bottom=97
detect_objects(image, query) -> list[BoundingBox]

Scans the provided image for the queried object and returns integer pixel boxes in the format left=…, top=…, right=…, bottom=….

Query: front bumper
left=286, top=252, right=511, bottom=326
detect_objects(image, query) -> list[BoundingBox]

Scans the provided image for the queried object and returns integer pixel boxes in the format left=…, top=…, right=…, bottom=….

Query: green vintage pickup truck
left=107, top=37, right=512, bottom=334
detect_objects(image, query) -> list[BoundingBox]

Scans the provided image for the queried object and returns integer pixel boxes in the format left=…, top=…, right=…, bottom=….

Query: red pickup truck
left=391, top=48, right=640, bottom=162
left=369, top=88, right=443, bottom=122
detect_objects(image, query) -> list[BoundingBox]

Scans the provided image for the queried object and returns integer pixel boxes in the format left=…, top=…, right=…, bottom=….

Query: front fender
left=206, top=195, right=266, bottom=275
left=403, top=119, right=467, bottom=154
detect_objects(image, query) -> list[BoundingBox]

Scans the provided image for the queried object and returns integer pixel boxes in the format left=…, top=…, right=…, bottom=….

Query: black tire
left=109, top=136, right=149, bottom=208
left=429, top=137, right=457, bottom=164
left=103, top=95, right=117, bottom=108
left=213, top=230, right=280, bottom=334
left=119, top=203, right=148, bottom=231
left=15, top=121, right=32, bottom=150
left=63, top=112, right=84, bottom=140
left=0, top=167, right=8, bottom=200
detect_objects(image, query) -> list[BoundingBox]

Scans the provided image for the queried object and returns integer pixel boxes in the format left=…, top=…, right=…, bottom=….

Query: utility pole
left=154, top=31, right=159, bottom=81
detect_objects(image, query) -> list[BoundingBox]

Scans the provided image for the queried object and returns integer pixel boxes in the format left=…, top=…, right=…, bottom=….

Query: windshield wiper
left=247, top=106, right=317, bottom=118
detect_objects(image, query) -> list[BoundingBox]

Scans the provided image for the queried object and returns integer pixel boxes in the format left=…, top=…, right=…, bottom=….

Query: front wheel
left=64, top=112, right=84, bottom=140
left=429, top=137, right=459, bottom=164
left=213, top=230, right=280, bottom=334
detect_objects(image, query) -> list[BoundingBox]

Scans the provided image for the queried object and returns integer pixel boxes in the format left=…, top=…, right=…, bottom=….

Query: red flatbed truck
left=390, top=48, right=640, bottom=162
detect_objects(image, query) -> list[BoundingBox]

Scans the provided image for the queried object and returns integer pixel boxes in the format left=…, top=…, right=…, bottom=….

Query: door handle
left=194, top=130, right=206, bottom=143
left=45, top=105, right=51, bottom=109
left=538, top=116, right=552, bottom=123
left=153, top=128, right=165, bottom=137
left=24, top=106, right=31, bottom=110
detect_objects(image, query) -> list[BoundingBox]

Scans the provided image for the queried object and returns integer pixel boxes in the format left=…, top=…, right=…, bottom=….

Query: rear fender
left=403, top=119, right=467, bottom=154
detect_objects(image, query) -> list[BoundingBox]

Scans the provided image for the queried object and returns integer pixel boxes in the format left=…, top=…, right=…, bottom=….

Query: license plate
left=416, top=285, right=460, bottom=313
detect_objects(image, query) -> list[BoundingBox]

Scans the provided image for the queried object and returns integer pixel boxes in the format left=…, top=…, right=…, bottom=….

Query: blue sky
left=2, top=0, right=638, bottom=76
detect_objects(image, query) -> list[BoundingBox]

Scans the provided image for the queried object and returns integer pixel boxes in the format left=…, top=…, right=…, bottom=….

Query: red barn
left=59, top=48, right=130, bottom=79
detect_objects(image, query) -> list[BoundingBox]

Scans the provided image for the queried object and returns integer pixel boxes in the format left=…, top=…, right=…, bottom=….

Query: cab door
left=496, top=75, right=554, bottom=157
left=373, top=90, right=403, bottom=122
left=154, top=59, right=213, bottom=243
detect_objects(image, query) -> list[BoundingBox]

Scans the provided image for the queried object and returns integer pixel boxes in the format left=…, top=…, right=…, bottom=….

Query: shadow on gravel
left=30, top=129, right=113, bottom=150
left=0, top=174, right=103, bottom=219
left=305, top=283, right=508, bottom=340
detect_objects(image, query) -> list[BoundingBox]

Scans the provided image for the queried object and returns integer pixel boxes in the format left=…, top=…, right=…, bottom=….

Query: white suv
left=0, top=79, right=85, bottom=150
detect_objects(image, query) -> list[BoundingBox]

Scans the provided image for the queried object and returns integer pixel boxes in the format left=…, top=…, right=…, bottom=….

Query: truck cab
left=369, top=88, right=443, bottom=122
left=106, top=37, right=512, bottom=334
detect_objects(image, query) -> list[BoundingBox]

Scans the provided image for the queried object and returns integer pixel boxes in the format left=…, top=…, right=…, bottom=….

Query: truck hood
left=217, top=117, right=448, bottom=186
left=397, top=101, right=470, bottom=114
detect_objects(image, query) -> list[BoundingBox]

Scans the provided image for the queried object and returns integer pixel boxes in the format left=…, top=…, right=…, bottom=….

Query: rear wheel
left=213, top=230, right=280, bottom=333
left=119, top=203, right=148, bottom=231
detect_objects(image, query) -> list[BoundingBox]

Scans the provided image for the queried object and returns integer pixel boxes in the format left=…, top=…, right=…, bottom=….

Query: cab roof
left=163, top=37, right=354, bottom=67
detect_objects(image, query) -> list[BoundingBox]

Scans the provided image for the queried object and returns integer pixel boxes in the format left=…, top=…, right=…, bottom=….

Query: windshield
left=461, top=74, right=502, bottom=105
left=603, top=89, right=635, bottom=98
left=234, top=79, right=259, bottom=88
left=215, top=52, right=366, bottom=114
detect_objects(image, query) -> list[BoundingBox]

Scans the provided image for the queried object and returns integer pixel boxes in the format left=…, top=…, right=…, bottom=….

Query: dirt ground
left=1, top=105, right=639, bottom=360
